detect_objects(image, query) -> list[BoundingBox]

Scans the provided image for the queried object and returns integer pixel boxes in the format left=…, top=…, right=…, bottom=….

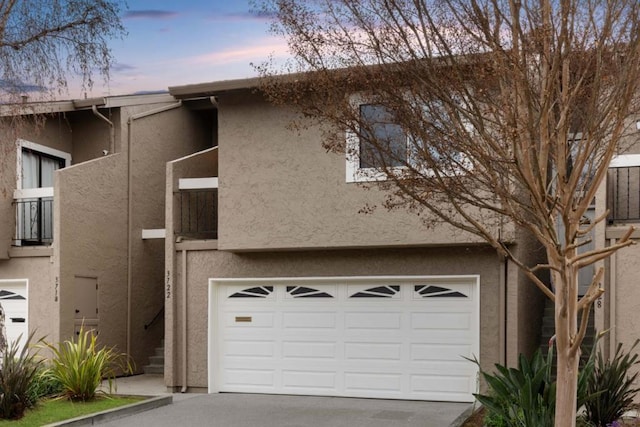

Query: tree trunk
left=553, top=264, right=580, bottom=427
left=555, top=342, right=580, bottom=427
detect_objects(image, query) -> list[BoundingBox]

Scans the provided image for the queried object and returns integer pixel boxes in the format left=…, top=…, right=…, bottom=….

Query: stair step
left=149, top=355, right=164, bottom=365
left=143, top=339, right=165, bottom=376
left=143, top=364, right=164, bottom=375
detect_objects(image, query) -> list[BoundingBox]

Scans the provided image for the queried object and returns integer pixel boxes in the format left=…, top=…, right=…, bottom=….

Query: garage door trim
left=208, top=275, right=480, bottom=398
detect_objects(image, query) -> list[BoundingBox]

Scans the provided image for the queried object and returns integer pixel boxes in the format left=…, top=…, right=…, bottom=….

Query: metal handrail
left=13, top=197, right=54, bottom=245
left=177, top=188, right=218, bottom=239
left=144, top=306, right=164, bottom=330
left=607, top=166, right=640, bottom=222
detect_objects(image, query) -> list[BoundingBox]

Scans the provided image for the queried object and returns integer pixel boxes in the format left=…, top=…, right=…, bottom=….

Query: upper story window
left=14, top=140, right=71, bottom=246
left=21, top=147, right=65, bottom=188
left=347, top=103, right=410, bottom=182
left=346, top=100, right=472, bottom=183
left=358, top=104, right=407, bottom=169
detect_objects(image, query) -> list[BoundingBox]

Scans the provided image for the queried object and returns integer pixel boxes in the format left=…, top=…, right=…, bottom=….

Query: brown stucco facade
left=163, top=82, right=546, bottom=393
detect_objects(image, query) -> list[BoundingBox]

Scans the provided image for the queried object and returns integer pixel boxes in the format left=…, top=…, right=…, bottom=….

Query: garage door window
left=414, top=285, right=468, bottom=298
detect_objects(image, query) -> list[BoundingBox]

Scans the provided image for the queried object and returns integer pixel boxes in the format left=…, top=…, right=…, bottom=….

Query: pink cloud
left=188, top=40, right=289, bottom=66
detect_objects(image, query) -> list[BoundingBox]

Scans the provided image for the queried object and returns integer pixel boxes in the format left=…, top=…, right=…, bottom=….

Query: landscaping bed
left=460, top=406, right=640, bottom=426
left=0, top=396, right=143, bottom=426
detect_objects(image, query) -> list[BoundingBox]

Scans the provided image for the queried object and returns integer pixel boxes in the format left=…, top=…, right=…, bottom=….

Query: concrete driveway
left=95, top=393, right=472, bottom=427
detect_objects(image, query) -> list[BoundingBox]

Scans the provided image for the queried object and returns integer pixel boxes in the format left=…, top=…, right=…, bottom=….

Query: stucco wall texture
left=165, top=148, right=218, bottom=384
left=124, top=104, right=213, bottom=369
left=168, top=246, right=503, bottom=390
left=216, top=92, right=491, bottom=252
left=611, top=237, right=640, bottom=389
left=56, top=154, right=128, bottom=351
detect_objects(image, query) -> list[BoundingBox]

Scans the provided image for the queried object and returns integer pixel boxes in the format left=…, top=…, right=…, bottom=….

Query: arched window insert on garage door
left=228, top=286, right=335, bottom=298
left=414, top=285, right=468, bottom=298
left=229, top=286, right=274, bottom=298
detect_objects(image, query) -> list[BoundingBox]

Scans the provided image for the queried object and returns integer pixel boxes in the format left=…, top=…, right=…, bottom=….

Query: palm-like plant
left=40, top=326, right=133, bottom=401
left=0, top=331, right=42, bottom=419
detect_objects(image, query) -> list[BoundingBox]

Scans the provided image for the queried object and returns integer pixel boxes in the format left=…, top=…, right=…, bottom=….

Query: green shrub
left=27, top=366, right=63, bottom=403
left=471, top=340, right=598, bottom=427
left=0, top=331, right=42, bottom=419
left=40, top=327, right=133, bottom=401
left=581, top=340, right=640, bottom=427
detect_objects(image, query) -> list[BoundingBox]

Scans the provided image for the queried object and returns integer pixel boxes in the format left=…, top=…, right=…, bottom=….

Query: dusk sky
left=76, top=0, right=289, bottom=98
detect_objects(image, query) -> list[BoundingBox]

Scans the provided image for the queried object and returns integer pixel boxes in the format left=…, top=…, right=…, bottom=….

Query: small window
left=346, top=104, right=408, bottom=183
left=358, top=104, right=407, bottom=169
left=346, top=96, right=474, bottom=183
left=14, top=140, right=70, bottom=246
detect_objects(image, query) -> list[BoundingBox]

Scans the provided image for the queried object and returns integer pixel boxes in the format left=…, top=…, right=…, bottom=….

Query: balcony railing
left=14, top=197, right=54, bottom=245
left=607, top=166, right=640, bottom=222
left=177, top=188, right=218, bottom=239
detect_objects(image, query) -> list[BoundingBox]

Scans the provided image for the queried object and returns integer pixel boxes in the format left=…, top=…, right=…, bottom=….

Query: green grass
left=0, top=396, right=144, bottom=426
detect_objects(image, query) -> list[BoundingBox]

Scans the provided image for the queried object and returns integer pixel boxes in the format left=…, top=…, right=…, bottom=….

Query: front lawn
left=0, top=396, right=143, bottom=426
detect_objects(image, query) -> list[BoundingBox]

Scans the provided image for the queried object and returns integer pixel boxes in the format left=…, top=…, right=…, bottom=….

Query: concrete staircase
left=143, top=339, right=165, bottom=375
left=539, top=298, right=596, bottom=374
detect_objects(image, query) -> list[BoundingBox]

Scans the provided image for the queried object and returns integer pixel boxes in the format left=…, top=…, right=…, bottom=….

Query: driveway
left=96, top=393, right=472, bottom=427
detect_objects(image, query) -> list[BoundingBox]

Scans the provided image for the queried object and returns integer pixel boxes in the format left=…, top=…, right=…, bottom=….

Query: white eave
left=610, top=154, right=640, bottom=168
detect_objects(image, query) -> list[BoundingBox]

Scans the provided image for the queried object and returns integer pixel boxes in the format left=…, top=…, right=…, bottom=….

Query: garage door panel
left=345, top=312, right=402, bottom=329
left=345, top=342, right=402, bottom=361
left=344, top=372, right=403, bottom=393
left=282, top=341, right=337, bottom=359
left=224, top=312, right=274, bottom=327
left=223, top=368, right=275, bottom=387
left=411, top=343, right=472, bottom=361
left=282, top=312, right=336, bottom=329
left=411, top=312, right=471, bottom=329
left=282, top=370, right=336, bottom=389
left=224, top=340, right=274, bottom=357
left=214, top=278, right=479, bottom=402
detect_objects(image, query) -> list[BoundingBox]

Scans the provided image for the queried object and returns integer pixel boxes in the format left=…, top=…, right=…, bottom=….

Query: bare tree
left=0, top=0, right=125, bottom=102
left=256, top=0, right=640, bottom=425
left=0, top=0, right=125, bottom=359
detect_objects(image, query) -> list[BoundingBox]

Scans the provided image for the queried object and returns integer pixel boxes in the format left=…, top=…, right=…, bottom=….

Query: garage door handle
left=10, top=318, right=25, bottom=323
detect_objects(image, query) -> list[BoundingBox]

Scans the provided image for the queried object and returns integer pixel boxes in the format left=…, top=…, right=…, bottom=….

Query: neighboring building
left=0, top=94, right=215, bottom=371
left=598, top=146, right=640, bottom=364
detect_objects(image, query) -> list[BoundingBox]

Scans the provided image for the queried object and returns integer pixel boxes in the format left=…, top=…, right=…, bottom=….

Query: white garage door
left=0, top=281, right=28, bottom=351
left=209, top=276, right=479, bottom=402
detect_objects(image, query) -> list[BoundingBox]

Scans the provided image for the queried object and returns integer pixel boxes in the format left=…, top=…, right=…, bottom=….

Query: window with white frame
left=346, top=103, right=410, bottom=182
left=14, top=140, right=70, bottom=245
left=346, top=99, right=472, bottom=183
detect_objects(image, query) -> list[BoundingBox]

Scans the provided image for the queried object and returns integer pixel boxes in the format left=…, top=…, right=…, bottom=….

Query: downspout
left=125, top=100, right=182, bottom=361
left=91, top=105, right=115, bottom=154
left=499, top=256, right=507, bottom=366
left=609, top=238, right=617, bottom=357
left=181, top=248, right=188, bottom=393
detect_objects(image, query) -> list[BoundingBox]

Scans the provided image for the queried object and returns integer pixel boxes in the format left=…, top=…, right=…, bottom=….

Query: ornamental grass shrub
left=472, top=341, right=597, bottom=427
left=580, top=340, right=640, bottom=427
left=0, top=332, right=42, bottom=419
left=40, top=326, right=133, bottom=401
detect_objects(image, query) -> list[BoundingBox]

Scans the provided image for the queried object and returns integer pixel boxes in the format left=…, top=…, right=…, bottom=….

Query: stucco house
left=0, top=93, right=215, bottom=371
left=1, top=75, right=638, bottom=403
left=161, top=78, right=550, bottom=402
